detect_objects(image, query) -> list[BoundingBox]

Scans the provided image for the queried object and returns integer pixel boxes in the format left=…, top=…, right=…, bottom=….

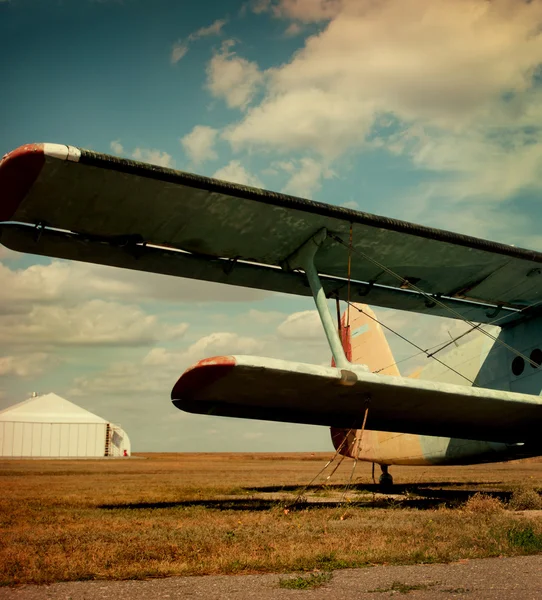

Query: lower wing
left=171, top=356, right=542, bottom=444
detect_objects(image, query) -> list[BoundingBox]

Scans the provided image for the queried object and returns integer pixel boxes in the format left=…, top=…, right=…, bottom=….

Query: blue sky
left=2, top=0, right=542, bottom=451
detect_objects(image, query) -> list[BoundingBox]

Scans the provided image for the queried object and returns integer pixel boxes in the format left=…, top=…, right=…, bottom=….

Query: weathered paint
left=171, top=356, right=236, bottom=402
left=284, top=228, right=349, bottom=369
left=2, top=143, right=542, bottom=462
left=171, top=351, right=542, bottom=443
left=0, top=143, right=80, bottom=222
left=0, top=143, right=536, bottom=323
left=0, top=144, right=45, bottom=222
left=332, top=304, right=542, bottom=466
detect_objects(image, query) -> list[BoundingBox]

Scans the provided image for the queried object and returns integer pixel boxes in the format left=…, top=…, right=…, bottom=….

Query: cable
left=285, top=424, right=355, bottom=508
left=330, top=233, right=541, bottom=369
left=345, top=300, right=477, bottom=385
left=376, top=292, right=542, bottom=374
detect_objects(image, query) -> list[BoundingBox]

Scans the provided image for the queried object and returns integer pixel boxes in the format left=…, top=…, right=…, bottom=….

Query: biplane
left=2, top=142, right=542, bottom=487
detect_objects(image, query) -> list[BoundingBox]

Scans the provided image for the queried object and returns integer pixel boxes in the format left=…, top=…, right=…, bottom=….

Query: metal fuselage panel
left=332, top=306, right=542, bottom=466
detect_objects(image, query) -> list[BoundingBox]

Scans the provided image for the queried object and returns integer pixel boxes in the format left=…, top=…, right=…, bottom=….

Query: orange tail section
left=331, top=303, right=398, bottom=456
left=345, top=304, right=399, bottom=376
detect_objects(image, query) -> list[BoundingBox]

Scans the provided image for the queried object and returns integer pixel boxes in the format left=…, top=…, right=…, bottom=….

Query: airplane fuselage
left=332, top=308, right=542, bottom=466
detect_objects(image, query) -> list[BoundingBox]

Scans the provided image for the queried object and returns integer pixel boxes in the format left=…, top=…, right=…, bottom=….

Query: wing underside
left=2, top=143, right=542, bottom=323
left=172, top=356, right=542, bottom=444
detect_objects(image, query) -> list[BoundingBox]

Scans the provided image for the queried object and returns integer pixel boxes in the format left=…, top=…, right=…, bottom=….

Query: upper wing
left=172, top=356, right=542, bottom=443
left=2, top=143, right=541, bottom=323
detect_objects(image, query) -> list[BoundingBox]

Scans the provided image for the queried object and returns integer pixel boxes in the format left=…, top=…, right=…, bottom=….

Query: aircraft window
left=512, top=356, right=525, bottom=376
left=530, top=349, right=542, bottom=368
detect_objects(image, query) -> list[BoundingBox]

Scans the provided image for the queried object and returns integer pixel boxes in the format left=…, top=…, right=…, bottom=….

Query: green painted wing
left=2, top=143, right=541, bottom=323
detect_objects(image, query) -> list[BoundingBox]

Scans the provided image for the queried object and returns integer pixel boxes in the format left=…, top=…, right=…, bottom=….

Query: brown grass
left=462, top=493, right=505, bottom=514
left=508, top=485, right=542, bottom=510
left=1, top=453, right=542, bottom=585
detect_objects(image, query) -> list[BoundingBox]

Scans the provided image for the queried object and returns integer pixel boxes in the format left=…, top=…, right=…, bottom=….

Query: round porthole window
left=530, top=348, right=542, bottom=368
left=512, top=356, right=525, bottom=376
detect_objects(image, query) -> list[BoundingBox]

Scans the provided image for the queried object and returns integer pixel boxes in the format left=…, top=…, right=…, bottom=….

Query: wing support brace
left=282, top=228, right=353, bottom=375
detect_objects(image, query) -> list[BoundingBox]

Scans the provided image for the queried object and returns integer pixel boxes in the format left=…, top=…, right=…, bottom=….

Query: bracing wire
left=286, top=424, right=356, bottom=508
left=329, top=233, right=541, bottom=369
left=344, top=300, right=477, bottom=385
left=339, top=408, right=369, bottom=505
left=373, top=295, right=542, bottom=375
left=335, top=297, right=342, bottom=339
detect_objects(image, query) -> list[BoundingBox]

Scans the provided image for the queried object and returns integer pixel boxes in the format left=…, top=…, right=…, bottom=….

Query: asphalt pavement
left=2, top=555, right=541, bottom=600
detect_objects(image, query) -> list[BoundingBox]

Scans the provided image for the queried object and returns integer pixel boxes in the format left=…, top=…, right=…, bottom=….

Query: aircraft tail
left=330, top=303, right=398, bottom=455
left=331, top=304, right=399, bottom=374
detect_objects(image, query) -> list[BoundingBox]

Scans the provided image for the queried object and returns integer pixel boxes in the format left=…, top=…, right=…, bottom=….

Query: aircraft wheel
left=379, top=465, right=394, bottom=492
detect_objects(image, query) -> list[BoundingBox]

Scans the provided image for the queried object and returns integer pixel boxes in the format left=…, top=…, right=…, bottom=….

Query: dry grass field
left=1, top=452, right=542, bottom=585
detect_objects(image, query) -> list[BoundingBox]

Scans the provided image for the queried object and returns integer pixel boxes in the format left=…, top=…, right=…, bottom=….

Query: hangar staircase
left=104, top=423, right=125, bottom=457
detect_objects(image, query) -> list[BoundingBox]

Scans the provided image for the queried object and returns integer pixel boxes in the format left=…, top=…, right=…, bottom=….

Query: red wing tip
left=1, top=143, right=44, bottom=164
left=1, top=143, right=81, bottom=167
left=171, top=356, right=236, bottom=401
left=0, top=144, right=46, bottom=222
left=0, top=143, right=81, bottom=222
left=189, top=356, right=237, bottom=369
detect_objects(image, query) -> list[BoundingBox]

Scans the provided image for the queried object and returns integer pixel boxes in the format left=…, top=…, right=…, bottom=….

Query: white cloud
left=0, top=300, right=188, bottom=347
left=213, top=160, right=263, bottom=187
left=271, top=0, right=342, bottom=22
left=171, top=18, right=227, bottom=64
left=341, top=199, right=359, bottom=210
left=132, top=147, right=174, bottom=168
left=272, top=160, right=296, bottom=173
left=223, top=88, right=372, bottom=157
left=0, top=247, right=21, bottom=262
left=193, top=18, right=227, bottom=39
left=408, top=125, right=542, bottom=203
left=180, top=125, right=218, bottom=164
left=66, top=303, right=338, bottom=400
left=224, top=0, right=542, bottom=200
left=0, top=260, right=139, bottom=311
left=250, top=0, right=341, bottom=21
left=182, top=331, right=264, bottom=360
left=281, top=157, right=334, bottom=197
left=246, top=309, right=286, bottom=325
left=170, top=41, right=189, bottom=64
left=207, top=40, right=263, bottom=109
left=277, top=310, right=326, bottom=341
left=250, top=0, right=272, bottom=14
left=0, top=353, right=57, bottom=378
left=0, top=259, right=269, bottom=313
left=110, top=140, right=124, bottom=155
left=72, top=331, right=265, bottom=396
left=284, top=22, right=302, bottom=36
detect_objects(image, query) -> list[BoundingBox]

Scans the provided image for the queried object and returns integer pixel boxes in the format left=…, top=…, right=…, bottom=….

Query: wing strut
left=282, top=228, right=355, bottom=378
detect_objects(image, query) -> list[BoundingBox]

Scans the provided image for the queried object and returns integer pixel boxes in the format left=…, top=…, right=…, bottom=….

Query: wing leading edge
left=172, top=356, right=542, bottom=444
left=1, top=142, right=541, bottom=322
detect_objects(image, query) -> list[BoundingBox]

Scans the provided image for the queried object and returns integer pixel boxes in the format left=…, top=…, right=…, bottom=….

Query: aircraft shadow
left=99, top=482, right=511, bottom=512
left=100, top=499, right=284, bottom=511
left=248, top=481, right=505, bottom=493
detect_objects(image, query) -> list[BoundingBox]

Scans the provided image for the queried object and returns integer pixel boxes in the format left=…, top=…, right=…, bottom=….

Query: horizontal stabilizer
left=171, top=356, right=542, bottom=444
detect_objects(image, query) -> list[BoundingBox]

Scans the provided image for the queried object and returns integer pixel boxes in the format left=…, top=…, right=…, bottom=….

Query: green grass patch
left=507, top=524, right=542, bottom=552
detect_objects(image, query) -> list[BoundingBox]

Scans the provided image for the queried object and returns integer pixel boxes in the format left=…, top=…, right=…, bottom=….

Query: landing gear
left=379, top=464, right=394, bottom=491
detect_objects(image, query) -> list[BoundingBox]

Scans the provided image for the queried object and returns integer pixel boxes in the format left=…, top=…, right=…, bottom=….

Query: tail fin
left=344, top=303, right=399, bottom=376
left=331, top=303, right=398, bottom=455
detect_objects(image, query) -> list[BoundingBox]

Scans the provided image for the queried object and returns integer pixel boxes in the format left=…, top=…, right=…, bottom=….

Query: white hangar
left=0, top=393, right=131, bottom=458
